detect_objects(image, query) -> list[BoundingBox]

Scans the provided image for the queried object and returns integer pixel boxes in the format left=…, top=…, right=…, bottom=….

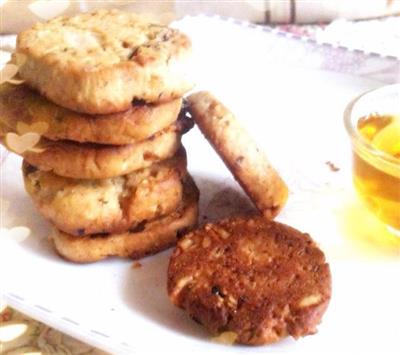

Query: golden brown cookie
left=50, top=176, right=199, bottom=263
left=0, top=83, right=182, bottom=145
left=187, top=91, right=288, bottom=219
left=15, top=118, right=192, bottom=179
left=23, top=148, right=187, bottom=236
left=168, top=216, right=331, bottom=345
left=15, top=9, right=193, bottom=114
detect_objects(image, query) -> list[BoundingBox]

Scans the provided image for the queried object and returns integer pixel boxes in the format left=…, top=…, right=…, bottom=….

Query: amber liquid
left=353, top=114, right=400, bottom=231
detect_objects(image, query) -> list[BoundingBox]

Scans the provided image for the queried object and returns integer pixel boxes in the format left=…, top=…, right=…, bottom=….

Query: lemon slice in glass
left=372, top=116, right=400, bottom=158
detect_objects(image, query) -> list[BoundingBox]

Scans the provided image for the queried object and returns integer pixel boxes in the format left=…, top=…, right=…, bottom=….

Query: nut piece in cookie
left=168, top=216, right=331, bottom=345
left=15, top=9, right=194, bottom=114
left=50, top=176, right=199, bottom=263
left=187, top=91, right=288, bottom=219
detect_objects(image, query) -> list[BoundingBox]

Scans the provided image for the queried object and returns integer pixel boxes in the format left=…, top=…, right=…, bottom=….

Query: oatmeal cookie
left=15, top=9, right=193, bottom=114
left=168, top=216, right=331, bottom=345
left=23, top=148, right=187, bottom=236
left=50, top=176, right=199, bottom=263
left=18, top=118, right=192, bottom=179
left=0, top=83, right=182, bottom=145
left=187, top=91, right=288, bottom=219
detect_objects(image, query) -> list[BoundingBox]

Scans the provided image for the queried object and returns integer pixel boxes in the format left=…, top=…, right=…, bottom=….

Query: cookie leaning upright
left=187, top=92, right=288, bottom=219
left=14, top=9, right=193, bottom=114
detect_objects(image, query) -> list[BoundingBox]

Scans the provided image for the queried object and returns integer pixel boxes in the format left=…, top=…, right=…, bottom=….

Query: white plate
left=1, top=16, right=399, bottom=355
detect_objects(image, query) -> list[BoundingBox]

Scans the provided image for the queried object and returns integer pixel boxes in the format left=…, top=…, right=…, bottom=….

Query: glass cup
left=344, top=84, right=400, bottom=236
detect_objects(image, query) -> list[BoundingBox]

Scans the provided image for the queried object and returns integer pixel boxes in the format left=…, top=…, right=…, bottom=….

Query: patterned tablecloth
left=0, top=305, right=108, bottom=354
left=0, top=15, right=399, bottom=355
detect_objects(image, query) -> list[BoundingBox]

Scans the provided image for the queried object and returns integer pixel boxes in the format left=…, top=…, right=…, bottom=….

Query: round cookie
left=50, top=176, right=199, bottom=263
left=187, top=91, right=288, bottom=219
left=0, top=83, right=182, bottom=145
left=15, top=9, right=193, bottom=114
left=23, top=148, right=187, bottom=236
left=16, top=118, right=192, bottom=179
left=168, top=216, right=331, bottom=345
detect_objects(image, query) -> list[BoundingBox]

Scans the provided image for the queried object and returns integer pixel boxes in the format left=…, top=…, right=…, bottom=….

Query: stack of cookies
left=0, top=10, right=199, bottom=262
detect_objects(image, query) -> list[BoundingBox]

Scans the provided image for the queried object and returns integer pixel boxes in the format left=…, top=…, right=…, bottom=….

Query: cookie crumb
left=325, top=161, right=340, bottom=172
left=0, top=307, right=13, bottom=322
left=132, top=261, right=142, bottom=269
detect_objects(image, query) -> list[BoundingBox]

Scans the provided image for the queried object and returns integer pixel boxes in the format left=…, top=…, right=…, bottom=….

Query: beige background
left=1, top=0, right=268, bottom=33
left=1, top=0, right=400, bottom=34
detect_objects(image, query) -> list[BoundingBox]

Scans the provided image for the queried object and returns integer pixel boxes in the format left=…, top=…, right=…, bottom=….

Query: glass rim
left=343, top=83, right=400, bottom=166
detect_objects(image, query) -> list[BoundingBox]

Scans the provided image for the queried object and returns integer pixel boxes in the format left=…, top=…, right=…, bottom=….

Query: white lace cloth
left=316, top=17, right=400, bottom=59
